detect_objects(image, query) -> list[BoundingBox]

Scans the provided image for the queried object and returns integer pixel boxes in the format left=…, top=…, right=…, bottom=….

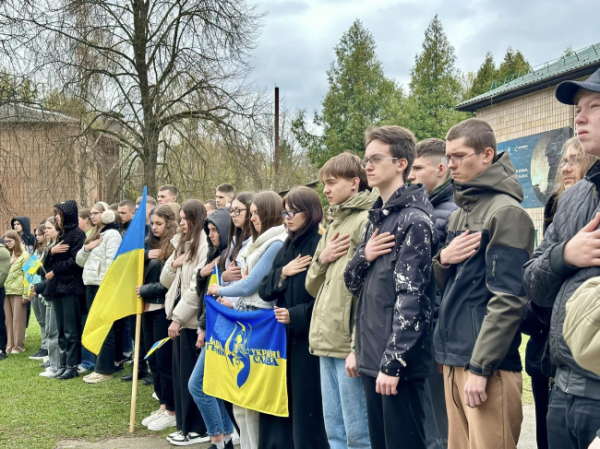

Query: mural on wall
left=498, top=127, right=572, bottom=209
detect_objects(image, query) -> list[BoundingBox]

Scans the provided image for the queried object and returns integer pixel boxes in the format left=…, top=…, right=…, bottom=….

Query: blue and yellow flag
left=82, top=187, right=147, bottom=355
left=203, top=296, right=289, bottom=417
left=22, top=254, right=42, bottom=288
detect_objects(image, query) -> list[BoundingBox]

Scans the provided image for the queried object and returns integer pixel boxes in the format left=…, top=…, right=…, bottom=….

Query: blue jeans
left=320, top=356, right=371, bottom=449
left=189, top=349, right=234, bottom=437
left=547, top=386, right=600, bottom=449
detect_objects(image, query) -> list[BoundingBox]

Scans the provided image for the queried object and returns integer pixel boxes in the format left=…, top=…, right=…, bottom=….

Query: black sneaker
left=0, top=351, right=7, bottom=361
left=143, top=373, right=154, bottom=386
left=57, top=366, right=78, bottom=380
left=40, top=360, right=50, bottom=368
left=121, top=372, right=150, bottom=382
left=170, top=431, right=210, bottom=446
left=55, top=366, right=67, bottom=377
left=29, top=349, right=48, bottom=360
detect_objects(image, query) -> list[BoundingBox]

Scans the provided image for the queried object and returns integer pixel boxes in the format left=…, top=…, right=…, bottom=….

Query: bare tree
left=0, top=0, right=264, bottom=196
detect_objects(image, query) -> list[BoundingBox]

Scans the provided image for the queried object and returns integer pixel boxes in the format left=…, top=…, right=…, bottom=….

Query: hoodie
left=345, top=184, right=436, bottom=379
left=11, top=216, right=35, bottom=251
left=195, top=208, right=232, bottom=329
left=433, top=152, right=535, bottom=376
left=45, top=200, right=87, bottom=298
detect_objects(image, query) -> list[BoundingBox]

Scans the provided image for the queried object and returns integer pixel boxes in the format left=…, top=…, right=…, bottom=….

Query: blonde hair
left=553, top=137, right=597, bottom=198
left=3, top=230, right=24, bottom=257
left=85, top=202, right=110, bottom=244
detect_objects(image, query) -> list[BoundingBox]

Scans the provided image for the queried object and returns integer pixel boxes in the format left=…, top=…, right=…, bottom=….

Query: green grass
left=0, top=319, right=167, bottom=449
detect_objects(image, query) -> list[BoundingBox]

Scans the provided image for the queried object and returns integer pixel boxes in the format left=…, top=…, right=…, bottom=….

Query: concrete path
left=57, top=404, right=539, bottom=449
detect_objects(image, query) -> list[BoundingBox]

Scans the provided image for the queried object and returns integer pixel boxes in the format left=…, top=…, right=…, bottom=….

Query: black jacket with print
left=344, top=184, right=436, bottom=379
left=433, top=152, right=535, bottom=376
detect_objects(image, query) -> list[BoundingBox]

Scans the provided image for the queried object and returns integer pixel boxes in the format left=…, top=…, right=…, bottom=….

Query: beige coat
left=564, top=276, right=600, bottom=375
left=161, top=232, right=209, bottom=330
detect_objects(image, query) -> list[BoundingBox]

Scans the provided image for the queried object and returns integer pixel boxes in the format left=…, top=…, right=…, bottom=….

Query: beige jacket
left=564, top=276, right=600, bottom=375
left=161, top=232, right=209, bottom=330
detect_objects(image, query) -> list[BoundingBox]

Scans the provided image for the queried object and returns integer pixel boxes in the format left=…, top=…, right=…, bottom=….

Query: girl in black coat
left=137, top=205, right=178, bottom=430
left=258, top=187, right=329, bottom=449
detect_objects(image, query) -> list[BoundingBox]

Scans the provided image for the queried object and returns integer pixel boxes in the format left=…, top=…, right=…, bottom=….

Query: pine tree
left=404, top=15, right=471, bottom=140
left=292, top=19, right=401, bottom=166
left=496, top=47, right=531, bottom=84
left=467, top=52, right=496, bottom=98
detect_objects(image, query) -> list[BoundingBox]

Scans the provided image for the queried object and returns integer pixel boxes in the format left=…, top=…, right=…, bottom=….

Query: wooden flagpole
left=129, top=312, right=143, bottom=433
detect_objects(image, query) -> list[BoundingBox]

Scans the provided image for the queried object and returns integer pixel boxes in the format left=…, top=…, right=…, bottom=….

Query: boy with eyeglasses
left=344, top=125, right=436, bottom=449
left=434, top=118, right=534, bottom=448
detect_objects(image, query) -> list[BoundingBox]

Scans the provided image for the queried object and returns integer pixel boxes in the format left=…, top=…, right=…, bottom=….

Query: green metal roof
left=456, top=43, right=600, bottom=111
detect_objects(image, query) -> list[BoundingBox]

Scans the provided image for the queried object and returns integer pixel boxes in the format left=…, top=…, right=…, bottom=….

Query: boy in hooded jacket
left=345, top=126, right=436, bottom=449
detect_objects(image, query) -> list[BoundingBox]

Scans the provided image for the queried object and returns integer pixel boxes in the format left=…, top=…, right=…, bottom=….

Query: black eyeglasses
left=361, top=155, right=398, bottom=168
left=442, top=153, right=478, bottom=167
left=229, top=208, right=247, bottom=217
left=281, top=210, right=303, bottom=219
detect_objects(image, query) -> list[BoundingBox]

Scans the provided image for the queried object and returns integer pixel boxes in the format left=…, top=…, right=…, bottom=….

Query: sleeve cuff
left=549, top=241, right=579, bottom=278
left=466, top=360, right=494, bottom=376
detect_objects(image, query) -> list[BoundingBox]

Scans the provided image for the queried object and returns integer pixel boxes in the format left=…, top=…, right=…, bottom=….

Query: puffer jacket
left=45, top=200, right=86, bottom=298
left=161, top=232, right=209, bottom=330
left=0, top=243, right=10, bottom=287
left=434, top=152, right=535, bottom=376
left=564, top=276, right=600, bottom=376
left=524, top=159, right=600, bottom=399
left=196, top=208, right=231, bottom=330
left=344, top=184, right=436, bottom=379
left=76, top=222, right=122, bottom=286
left=306, top=188, right=378, bottom=358
left=5, top=251, right=30, bottom=297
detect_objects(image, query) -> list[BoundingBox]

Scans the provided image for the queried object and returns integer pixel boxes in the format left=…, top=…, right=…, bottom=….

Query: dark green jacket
left=0, top=244, right=10, bottom=287
left=433, top=152, right=535, bottom=376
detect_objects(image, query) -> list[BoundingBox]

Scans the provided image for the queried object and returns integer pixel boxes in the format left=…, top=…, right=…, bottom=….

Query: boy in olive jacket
left=306, top=152, right=375, bottom=449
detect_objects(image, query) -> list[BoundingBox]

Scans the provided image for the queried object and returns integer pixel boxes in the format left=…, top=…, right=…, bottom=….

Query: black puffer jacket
left=196, top=208, right=231, bottom=330
left=429, top=179, right=457, bottom=322
left=345, top=184, right=436, bottom=379
left=523, top=160, right=600, bottom=399
left=138, top=256, right=169, bottom=305
left=45, top=201, right=86, bottom=298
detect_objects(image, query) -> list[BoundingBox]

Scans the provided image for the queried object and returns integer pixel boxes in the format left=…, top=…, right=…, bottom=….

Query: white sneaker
left=169, top=431, right=210, bottom=446
left=167, top=430, right=183, bottom=442
left=40, top=369, right=57, bottom=378
left=232, top=429, right=240, bottom=445
left=141, top=408, right=164, bottom=427
left=78, top=365, right=90, bottom=374
left=147, top=411, right=176, bottom=431
left=152, top=392, right=159, bottom=401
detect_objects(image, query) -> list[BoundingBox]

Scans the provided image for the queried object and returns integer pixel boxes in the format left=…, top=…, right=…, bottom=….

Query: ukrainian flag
left=203, top=296, right=289, bottom=417
left=82, top=187, right=147, bottom=355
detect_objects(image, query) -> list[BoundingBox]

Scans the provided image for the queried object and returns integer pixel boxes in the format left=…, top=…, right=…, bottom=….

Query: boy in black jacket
left=345, top=125, right=435, bottom=449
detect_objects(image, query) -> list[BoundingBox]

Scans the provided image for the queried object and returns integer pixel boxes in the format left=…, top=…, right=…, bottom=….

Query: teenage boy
left=157, top=185, right=178, bottom=204
left=344, top=125, right=436, bottom=449
left=434, top=118, right=534, bottom=449
left=215, top=183, right=235, bottom=209
left=117, top=200, right=136, bottom=235
left=524, top=68, right=600, bottom=449
left=408, top=138, right=456, bottom=449
left=204, top=200, right=217, bottom=215
left=306, top=151, right=377, bottom=449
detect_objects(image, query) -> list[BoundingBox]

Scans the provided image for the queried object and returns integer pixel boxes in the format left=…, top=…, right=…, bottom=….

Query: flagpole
left=129, top=312, right=142, bottom=433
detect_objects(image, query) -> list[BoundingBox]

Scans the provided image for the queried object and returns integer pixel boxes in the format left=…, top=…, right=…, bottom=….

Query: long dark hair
left=177, top=200, right=207, bottom=262
left=283, top=187, right=323, bottom=241
left=147, top=205, right=178, bottom=261
left=250, top=191, right=284, bottom=241
left=222, top=192, right=253, bottom=271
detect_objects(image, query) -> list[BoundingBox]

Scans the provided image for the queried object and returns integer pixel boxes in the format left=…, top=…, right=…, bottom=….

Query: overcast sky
left=248, top=0, right=600, bottom=115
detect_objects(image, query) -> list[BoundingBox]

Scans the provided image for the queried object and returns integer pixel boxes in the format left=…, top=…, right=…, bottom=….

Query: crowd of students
left=2, top=69, right=600, bottom=449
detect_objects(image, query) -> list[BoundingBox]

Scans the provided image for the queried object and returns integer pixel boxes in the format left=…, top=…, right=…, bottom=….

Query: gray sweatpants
left=32, top=295, right=48, bottom=350
left=233, top=405, right=259, bottom=449
left=44, top=298, right=59, bottom=371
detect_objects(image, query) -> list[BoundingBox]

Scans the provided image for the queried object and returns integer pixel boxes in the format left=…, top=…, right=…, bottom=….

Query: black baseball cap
left=556, top=67, right=600, bottom=105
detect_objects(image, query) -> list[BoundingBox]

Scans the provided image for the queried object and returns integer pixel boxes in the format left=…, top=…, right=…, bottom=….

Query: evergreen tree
left=404, top=15, right=471, bottom=140
left=467, top=52, right=496, bottom=98
left=292, top=19, right=401, bottom=166
left=496, top=47, right=531, bottom=84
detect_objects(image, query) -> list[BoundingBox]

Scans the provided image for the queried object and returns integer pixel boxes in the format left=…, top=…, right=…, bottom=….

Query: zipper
left=492, top=255, right=497, bottom=278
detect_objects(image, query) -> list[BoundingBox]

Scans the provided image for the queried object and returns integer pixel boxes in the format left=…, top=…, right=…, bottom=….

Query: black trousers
left=53, top=294, right=82, bottom=367
left=143, top=309, right=174, bottom=411
left=113, top=317, right=126, bottom=362
left=129, top=314, right=148, bottom=373
left=362, top=374, right=427, bottom=449
left=85, top=285, right=116, bottom=374
left=0, top=288, right=6, bottom=353
left=547, top=386, right=600, bottom=449
left=173, top=328, right=207, bottom=435
left=531, top=373, right=550, bottom=449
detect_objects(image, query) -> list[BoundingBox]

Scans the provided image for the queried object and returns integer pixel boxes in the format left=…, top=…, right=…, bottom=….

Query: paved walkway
left=57, top=404, right=538, bottom=449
